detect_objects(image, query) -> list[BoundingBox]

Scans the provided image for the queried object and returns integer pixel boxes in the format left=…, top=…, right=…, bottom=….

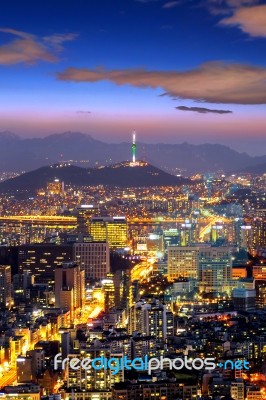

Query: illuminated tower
left=132, top=131, right=136, bottom=163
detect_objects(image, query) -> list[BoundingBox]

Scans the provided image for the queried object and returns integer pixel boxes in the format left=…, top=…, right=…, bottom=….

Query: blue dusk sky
left=0, top=0, right=266, bottom=154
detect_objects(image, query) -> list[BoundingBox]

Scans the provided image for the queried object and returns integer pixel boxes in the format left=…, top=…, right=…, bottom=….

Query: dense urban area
left=0, top=148, right=266, bottom=400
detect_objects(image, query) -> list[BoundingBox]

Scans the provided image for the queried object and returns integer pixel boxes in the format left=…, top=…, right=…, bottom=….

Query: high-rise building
left=240, top=225, right=253, bottom=251
left=198, top=247, right=233, bottom=293
left=90, top=217, right=127, bottom=249
left=77, top=204, right=100, bottom=234
left=129, top=299, right=173, bottom=342
left=252, top=219, right=266, bottom=252
left=102, top=275, right=115, bottom=313
left=211, top=222, right=226, bottom=244
left=73, top=241, right=110, bottom=281
left=167, top=246, right=199, bottom=281
left=67, top=346, right=123, bottom=392
left=180, top=220, right=197, bottom=246
left=18, top=244, right=73, bottom=282
left=55, top=262, right=85, bottom=317
left=0, top=265, right=12, bottom=307
left=256, top=281, right=266, bottom=309
left=163, top=228, right=179, bottom=249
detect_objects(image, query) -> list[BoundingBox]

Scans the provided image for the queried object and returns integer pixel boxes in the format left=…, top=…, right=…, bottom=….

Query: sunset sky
left=1, top=0, right=266, bottom=154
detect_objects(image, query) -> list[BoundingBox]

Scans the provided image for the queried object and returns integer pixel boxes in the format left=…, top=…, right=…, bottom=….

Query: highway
left=131, top=259, right=155, bottom=282
left=0, top=368, right=16, bottom=389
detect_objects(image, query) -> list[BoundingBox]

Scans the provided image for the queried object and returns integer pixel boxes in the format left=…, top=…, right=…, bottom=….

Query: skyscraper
left=54, top=262, right=85, bottom=317
left=77, top=204, right=100, bottom=234
left=73, top=241, right=110, bottom=281
left=167, top=246, right=199, bottom=281
left=90, top=217, right=128, bottom=249
left=18, top=243, right=73, bottom=282
left=198, top=247, right=233, bottom=293
left=252, top=218, right=266, bottom=252
left=129, top=299, right=174, bottom=342
left=0, top=265, right=12, bottom=307
left=180, top=220, right=197, bottom=246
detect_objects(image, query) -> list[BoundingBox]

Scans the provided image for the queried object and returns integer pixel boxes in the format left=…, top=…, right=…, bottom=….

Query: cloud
left=43, top=33, right=78, bottom=51
left=225, top=0, right=259, bottom=7
left=0, top=28, right=77, bottom=65
left=206, top=0, right=259, bottom=16
left=57, top=62, right=266, bottom=105
left=77, top=110, right=91, bottom=114
left=0, top=28, right=33, bottom=39
left=163, top=1, right=180, bottom=8
left=176, top=106, right=233, bottom=114
left=220, top=4, right=266, bottom=37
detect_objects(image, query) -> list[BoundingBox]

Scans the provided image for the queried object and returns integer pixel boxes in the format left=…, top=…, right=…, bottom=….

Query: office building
left=232, top=288, right=256, bottom=311
left=77, top=205, right=100, bottom=234
left=55, top=262, right=85, bottom=316
left=90, top=217, right=127, bottom=249
left=18, top=244, right=73, bottom=282
left=102, top=276, right=115, bottom=313
left=136, top=233, right=164, bottom=256
left=252, top=219, right=266, bottom=251
left=198, top=247, right=233, bottom=293
left=180, top=220, right=197, bottom=246
left=73, top=241, right=110, bottom=281
left=0, top=265, right=12, bottom=307
left=163, top=228, right=179, bottom=249
left=167, top=246, right=199, bottom=281
left=211, top=222, right=226, bottom=244
left=239, top=225, right=253, bottom=251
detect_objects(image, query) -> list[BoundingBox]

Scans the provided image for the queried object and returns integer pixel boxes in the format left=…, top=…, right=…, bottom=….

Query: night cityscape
left=1, top=1, right=266, bottom=399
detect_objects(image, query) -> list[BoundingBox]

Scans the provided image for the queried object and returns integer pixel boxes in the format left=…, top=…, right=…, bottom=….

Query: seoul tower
left=132, top=130, right=136, bottom=163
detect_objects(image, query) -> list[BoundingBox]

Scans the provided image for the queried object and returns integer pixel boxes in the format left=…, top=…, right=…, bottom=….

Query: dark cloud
left=77, top=110, right=91, bottom=114
left=176, top=106, right=233, bottom=114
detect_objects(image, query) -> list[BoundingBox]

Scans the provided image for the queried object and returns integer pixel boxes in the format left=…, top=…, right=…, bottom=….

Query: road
left=0, top=369, right=16, bottom=389
left=131, top=259, right=154, bottom=282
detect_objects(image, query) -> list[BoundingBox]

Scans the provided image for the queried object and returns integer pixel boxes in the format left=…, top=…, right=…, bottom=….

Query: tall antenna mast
left=132, top=130, right=136, bottom=163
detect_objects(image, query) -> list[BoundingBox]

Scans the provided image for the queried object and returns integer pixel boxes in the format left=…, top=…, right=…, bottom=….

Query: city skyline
left=1, top=0, right=266, bottom=155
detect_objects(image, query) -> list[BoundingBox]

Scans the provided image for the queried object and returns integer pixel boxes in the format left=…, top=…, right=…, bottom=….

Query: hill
left=0, top=162, right=191, bottom=195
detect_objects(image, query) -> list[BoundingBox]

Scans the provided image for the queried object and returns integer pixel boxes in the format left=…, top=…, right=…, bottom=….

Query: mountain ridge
left=0, top=131, right=265, bottom=174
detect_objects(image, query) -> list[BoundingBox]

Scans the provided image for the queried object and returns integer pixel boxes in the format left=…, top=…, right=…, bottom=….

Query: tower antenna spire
left=132, top=130, right=136, bottom=163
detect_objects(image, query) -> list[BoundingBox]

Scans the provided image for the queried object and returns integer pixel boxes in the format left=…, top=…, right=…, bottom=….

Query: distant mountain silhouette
left=241, top=162, right=266, bottom=174
left=0, top=162, right=191, bottom=195
left=0, top=131, right=265, bottom=174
